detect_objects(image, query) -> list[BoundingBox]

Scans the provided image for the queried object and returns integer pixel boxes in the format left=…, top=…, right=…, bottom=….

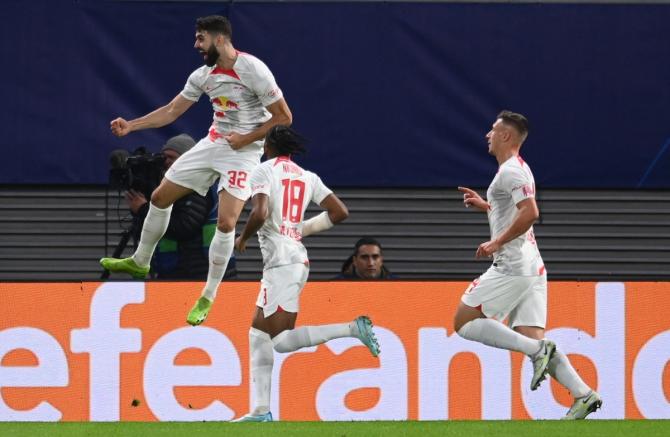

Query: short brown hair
left=497, top=110, right=529, bottom=142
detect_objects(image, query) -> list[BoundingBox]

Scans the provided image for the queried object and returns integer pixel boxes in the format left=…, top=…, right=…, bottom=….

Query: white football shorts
left=256, top=262, right=310, bottom=318
left=165, top=137, right=262, bottom=200
left=461, top=266, right=547, bottom=328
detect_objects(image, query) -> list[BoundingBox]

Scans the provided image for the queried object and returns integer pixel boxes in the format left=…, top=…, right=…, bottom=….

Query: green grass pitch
left=1, top=420, right=668, bottom=437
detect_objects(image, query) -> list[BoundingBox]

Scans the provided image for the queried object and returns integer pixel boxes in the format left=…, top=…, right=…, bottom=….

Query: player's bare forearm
left=228, top=99, right=292, bottom=150
left=125, top=94, right=194, bottom=133
left=303, top=194, right=349, bottom=238
left=238, top=193, right=269, bottom=244
left=321, top=194, right=349, bottom=224
left=493, top=199, right=539, bottom=246
left=239, top=209, right=266, bottom=243
left=127, top=107, right=176, bottom=131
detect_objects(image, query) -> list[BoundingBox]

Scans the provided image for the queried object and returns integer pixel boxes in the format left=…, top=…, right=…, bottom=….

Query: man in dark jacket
left=335, top=237, right=395, bottom=279
left=126, top=134, right=236, bottom=279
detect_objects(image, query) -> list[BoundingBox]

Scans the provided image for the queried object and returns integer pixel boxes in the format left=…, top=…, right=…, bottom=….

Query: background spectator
left=335, top=237, right=395, bottom=279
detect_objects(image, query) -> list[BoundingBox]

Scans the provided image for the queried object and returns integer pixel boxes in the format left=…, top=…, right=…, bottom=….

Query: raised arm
left=224, top=98, right=292, bottom=149
left=110, top=94, right=195, bottom=137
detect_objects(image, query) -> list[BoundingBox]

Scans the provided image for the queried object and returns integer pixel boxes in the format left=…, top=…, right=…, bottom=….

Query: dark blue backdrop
left=2, top=0, right=669, bottom=187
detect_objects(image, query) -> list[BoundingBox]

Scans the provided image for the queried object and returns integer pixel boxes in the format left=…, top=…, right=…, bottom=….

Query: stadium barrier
left=1, top=281, right=668, bottom=421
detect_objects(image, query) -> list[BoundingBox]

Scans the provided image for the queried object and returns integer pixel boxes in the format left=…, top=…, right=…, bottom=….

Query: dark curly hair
left=265, top=125, right=307, bottom=156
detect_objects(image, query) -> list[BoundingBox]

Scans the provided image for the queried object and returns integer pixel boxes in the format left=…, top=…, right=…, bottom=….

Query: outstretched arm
left=476, top=197, right=539, bottom=258
left=224, top=98, right=292, bottom=149
left=110, top=94, right=195, bottom=137
left=235, top=193, right=269, bottom=252
left=302, top=193, right=349, bottom=237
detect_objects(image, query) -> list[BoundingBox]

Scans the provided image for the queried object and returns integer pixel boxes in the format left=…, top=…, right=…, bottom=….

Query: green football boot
left=100, top=257, right=149, bottom=279
left=354, top=315, right=381, bottom=357
left=561, top=391, right=602, bottom=420
left=187, top=297, right=213, bottom=326
left=530, top=339, right=556, bottom=390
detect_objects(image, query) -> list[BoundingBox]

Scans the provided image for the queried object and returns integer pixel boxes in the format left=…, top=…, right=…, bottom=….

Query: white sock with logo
left=132, top=203, right=172, bottom=267
left=457, top=318, right=541, bottom=356
left=201, top=229, right=234, bottom=301
left=249, top=328, right=273, bottom=416
left=271, top=323, right=355, bottom=353
left=547, top=348, right=592, bottom=398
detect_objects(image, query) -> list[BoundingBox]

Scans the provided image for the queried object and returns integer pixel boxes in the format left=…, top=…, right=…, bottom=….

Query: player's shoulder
left=235, top=51, right=271, bottom=74
left=186, top=64, right=213, bottom=83
left=303, top=168, right=320, bottom=181
left=255, top=158, right=275, bottom=173
left=189, top=64, right=212, bottom=77
left=501, top=156, right=532, bottom=173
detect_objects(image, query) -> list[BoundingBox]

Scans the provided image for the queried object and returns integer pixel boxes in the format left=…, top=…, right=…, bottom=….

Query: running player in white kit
left=231, top=126, right=380, bottom=422
left=100, top=16, right=292, bottom=326
left=455, top=111, right=601, bottom=420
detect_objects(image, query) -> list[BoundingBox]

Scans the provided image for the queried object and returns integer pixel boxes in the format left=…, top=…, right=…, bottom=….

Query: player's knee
left=216, top=217, right=236, bottom=233
left=456, top=319, right=475, bottom=339
left=271, top=330, right=292, bottom=353
left=454, top=318, right=466, bottom=335
left=272, top=342, right=291, bottom=353
left=150, top=189, right=171, bottom=208
left=453, top=310, right=470, bottom=334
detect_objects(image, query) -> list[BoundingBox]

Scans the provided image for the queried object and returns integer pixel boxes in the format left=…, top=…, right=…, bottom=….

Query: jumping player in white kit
left=231, top=125, right=380, bottom=422
left=455, top=111, right=601, bottom=420
left=100, top=16, right=292, bottom=326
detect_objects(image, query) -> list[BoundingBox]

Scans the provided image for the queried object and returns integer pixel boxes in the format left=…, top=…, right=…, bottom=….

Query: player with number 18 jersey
left=250, top=156, right=332, bottom=271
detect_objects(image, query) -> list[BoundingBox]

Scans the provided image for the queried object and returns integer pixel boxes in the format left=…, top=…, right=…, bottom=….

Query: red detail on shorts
left=475, top=305, right=482, bottom=312
left=262, top=287, right=267, bottom=306
left=277, top=305, right=285, bottom=313
left=539, top=265, right=546, bottom=275
left=210, top=66, right=240, bottom=80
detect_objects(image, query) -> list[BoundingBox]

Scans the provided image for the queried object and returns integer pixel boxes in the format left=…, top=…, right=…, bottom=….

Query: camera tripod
left=100, top=224, right=137, bottom=279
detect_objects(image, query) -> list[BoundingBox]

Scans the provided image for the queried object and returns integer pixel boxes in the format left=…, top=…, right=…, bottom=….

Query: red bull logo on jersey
left=211, top=96, right=240, bottom=112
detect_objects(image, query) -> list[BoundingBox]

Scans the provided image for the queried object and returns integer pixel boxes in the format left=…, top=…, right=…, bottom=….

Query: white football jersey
left=250, top=156, right=333, bottom=269
left=181, top=52, right=283, bottom=154
left=486, top=155, right=545, bottom=276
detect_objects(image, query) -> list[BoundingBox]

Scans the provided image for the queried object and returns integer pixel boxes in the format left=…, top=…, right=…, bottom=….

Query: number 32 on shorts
left=227, top=170, right=248, bottom=189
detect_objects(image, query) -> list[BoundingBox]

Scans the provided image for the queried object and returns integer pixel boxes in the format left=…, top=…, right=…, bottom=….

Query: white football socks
left=272, top=323, right=355, bottom=353
left=132, top=203, right=172, bottom=267
left=547, top=349, right=592, bottom=398
left=201, top=229, right=234, bottom=301
left=249, top=328, right=273, bottom=416
left=457, top=318, right=541, bottom=356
